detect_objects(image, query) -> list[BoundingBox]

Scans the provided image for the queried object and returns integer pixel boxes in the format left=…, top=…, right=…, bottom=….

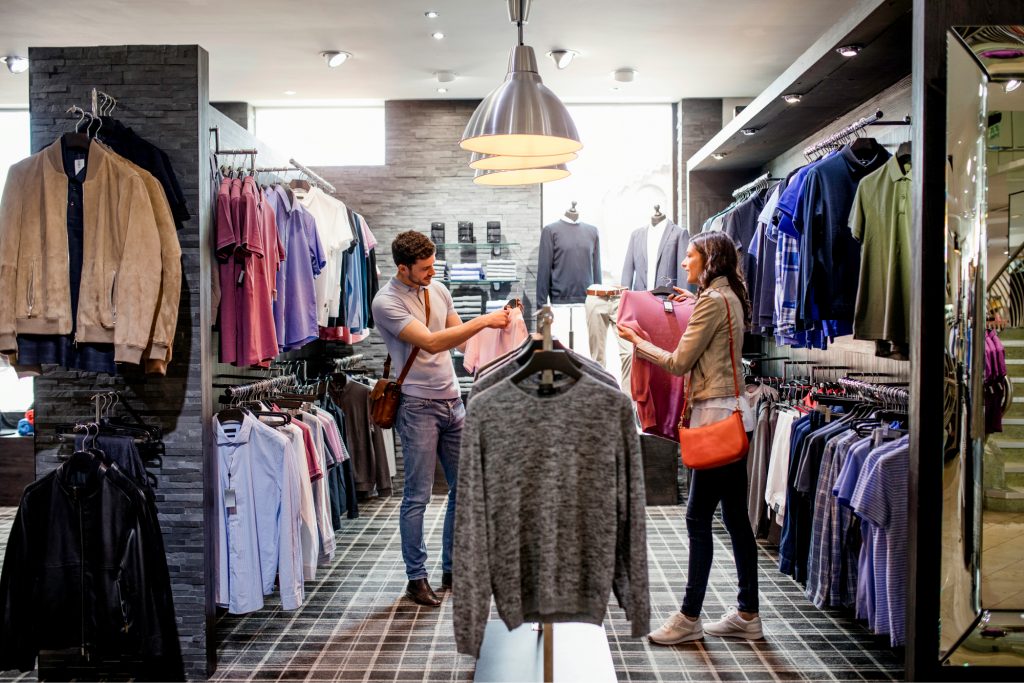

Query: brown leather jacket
left=634, top=276, right=744, bottom=402
left=0, top=139, right=163, bottom=363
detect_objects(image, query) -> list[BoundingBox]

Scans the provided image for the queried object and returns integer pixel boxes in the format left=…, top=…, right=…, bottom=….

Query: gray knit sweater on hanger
left=453, top=373, right=649, bottom=657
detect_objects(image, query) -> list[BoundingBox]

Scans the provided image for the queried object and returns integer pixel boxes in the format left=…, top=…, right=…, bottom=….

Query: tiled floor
left=0, top=499, right=903, bottom=682
left=982, top=510, right=1024, bottom=609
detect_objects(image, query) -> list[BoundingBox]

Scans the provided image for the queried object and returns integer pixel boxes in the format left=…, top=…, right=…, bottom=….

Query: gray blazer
left=620, top=220, right=689, bottom=290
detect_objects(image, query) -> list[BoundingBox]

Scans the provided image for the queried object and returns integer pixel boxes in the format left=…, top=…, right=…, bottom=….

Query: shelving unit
left=443, top=279, right=520, bottom=285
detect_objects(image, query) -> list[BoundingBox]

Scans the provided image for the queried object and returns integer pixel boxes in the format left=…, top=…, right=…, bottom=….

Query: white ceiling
left=0, top=0, right=856, bottom=107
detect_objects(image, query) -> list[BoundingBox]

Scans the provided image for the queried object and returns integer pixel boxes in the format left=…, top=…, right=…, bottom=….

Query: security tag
left=237, top=269, right=245, bottom=286
left=663, top=300, right=673, bottom=314
left=225, top=488, right=237, bottom=513
left=74, top=159, right=85, bottom=176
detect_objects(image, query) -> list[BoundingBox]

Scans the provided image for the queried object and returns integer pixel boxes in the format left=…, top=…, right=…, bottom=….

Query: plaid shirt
left=774, top=231, right=802, bottom=342
left=805, top=430, right=859, bottom=608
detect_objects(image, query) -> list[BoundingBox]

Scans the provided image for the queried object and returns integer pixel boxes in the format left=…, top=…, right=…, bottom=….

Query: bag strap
left=679, top=293, right=742, bottom=426
left=383, top=286, right=432, bottom=386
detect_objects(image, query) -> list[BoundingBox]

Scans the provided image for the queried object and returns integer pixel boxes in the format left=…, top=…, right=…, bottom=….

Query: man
left=372, top=231, right=511, bottom=606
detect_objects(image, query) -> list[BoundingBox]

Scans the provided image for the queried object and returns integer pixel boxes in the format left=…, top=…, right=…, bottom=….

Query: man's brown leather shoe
left=406, top=579, right=441, bottom=607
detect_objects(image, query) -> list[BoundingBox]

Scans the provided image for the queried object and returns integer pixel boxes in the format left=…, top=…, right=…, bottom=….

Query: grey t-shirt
left=371, top=278, right=459, bottom=399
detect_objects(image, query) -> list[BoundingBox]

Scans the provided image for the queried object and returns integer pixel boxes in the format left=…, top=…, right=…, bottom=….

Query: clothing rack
left=838, top=377, right=909, bottom=408
left=289, top=159, right=336, bottom=194
left=333, top=354, right=365, bottom=370
left=802, top=109, right=913, bottom=158
left=731, top=172, right=776, bottom=200
left=209, top=127, right=258, bottom=169
left=216, top=374, right=298, bottom=402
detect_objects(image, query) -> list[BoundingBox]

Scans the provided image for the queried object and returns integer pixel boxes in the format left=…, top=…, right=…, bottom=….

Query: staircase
left=987, top=328, right=1024, bottom=512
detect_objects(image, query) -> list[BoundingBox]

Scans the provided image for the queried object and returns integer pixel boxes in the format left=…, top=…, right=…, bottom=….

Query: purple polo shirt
left=266, top=185, right=325, bottom=351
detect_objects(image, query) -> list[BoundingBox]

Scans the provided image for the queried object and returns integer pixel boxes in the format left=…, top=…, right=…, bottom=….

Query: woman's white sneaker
left=648, top=612, right=704, bottom=645
left=703, top=606, right=763, bottom=639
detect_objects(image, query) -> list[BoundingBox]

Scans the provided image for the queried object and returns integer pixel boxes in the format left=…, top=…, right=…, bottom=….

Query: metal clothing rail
left=218, top=374, right=298, bottom=399
left=288, top=158, right=336, bottom=193
left=731, top=172, right=777, bottom=200
left=838, top=376, right=910, bottom=407
left=803, top=109, right=913, bottom=158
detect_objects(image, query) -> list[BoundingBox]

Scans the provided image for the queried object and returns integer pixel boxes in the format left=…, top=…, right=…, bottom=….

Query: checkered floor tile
left=0, top=497, right=902, bottom=682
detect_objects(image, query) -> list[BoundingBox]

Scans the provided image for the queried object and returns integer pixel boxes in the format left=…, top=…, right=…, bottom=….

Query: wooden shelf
left=687, top=0, right=912, bottom=173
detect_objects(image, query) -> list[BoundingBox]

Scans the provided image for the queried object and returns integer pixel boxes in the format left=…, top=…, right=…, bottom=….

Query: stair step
left=1006, top=463, right=1024, bottom=474
left=1011, top=377, right=1024, bottom=383
left=1007, top=359, right=1024, bottom=364
left=1002, top=418, right=1024, bottom=425
left=985, top=486, right=1024, bottom=500
left=1003, top=340, right=1024, bottom=347
left=993, top=440, right=1024, bottom=449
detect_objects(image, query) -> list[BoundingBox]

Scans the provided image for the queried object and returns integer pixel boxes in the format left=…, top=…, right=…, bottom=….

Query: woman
left=618, top=231, right=762, bottom=644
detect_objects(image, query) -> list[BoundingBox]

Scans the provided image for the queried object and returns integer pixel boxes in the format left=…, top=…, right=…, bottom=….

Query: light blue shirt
left=215, top=413, right=294, bottom=614
left=371, top=278, right=459, bottom=399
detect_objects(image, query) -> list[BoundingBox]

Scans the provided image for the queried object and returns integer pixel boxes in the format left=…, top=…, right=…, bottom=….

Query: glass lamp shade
left=473, top=165, right=570, bottom=186
left=461, top=45, right=581, bottom=157
left=469, top=151, right=577, bottom=170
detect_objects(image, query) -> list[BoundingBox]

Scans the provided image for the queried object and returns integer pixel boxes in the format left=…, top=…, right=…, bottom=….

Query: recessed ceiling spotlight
left=546, top=49, right=579, bottom=70
left=781, top=93, right=802, bottom=104
left=1, top=56, right=28, bottom=74
left=425, top=10, right=439, bottom=18
left=613, top=68, right=637, bottom=83
left=437, top=87, right=448, bottom=94
left=835, top=44, right=863, bottom=58
left=436, top=71, right=456, bottom=83
left=432, top=31, right=445, bottom=40
left=1006, top=79, right=1022, bottom=93
left=283, top=90, right=297, bottom=96
left=712, top=152, right=728, bottom=160
left=321, top=51, right=351, bottom=68
left=740, top=128, right=758, bottom=136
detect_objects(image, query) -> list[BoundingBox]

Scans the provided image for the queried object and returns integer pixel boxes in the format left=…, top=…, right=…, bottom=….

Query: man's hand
left=482, top=309, right=512, bottom=330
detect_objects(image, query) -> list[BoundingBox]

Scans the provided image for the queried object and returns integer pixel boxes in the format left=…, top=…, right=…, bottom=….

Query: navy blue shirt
left=722, top=189, right=767, bottom=310
left=796, top=144, right=890, bottom=321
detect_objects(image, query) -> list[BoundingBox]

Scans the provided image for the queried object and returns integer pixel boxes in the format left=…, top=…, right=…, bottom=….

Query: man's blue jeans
left=394, top=395, right=464, bottom=581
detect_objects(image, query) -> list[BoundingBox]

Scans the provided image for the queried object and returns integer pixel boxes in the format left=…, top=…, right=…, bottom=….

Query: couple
left=373, top=230, right=762, bottom=643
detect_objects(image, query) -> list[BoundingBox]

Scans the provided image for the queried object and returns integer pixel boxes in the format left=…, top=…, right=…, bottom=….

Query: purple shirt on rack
left=266, top=185, right=326, bottom=351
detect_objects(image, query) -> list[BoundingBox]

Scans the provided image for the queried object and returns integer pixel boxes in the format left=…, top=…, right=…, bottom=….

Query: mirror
left=944, top=26, right=1024, bottom=668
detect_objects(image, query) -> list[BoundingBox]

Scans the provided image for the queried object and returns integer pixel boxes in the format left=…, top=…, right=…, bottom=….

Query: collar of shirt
left=270, top=184, right=302, bottom=213
left=216, top=412, right=255, bottom=446
left=389, top=277, right=427, bottom=296
left=885, top=154, right=911, bottom=183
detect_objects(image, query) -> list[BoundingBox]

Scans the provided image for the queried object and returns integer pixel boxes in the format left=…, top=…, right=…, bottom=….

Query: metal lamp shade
left=461, top=45, right=581, bottom=157
left=473, top=164, right=570, bottom=186
left=469, top=150, right=578, bottom=170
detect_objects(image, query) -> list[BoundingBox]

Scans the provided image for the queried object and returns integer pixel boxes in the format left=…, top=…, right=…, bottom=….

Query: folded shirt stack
left=449, top=263, right=485, bottom=281
left=484, top=259, right=518, bottom=281
left=485, top=300, right=507, bottom=313
left=457, top=376, right=475, bottom=393
left=434, top=259, right=448, bottom=278
left=453, top=294, right=484, bottom=318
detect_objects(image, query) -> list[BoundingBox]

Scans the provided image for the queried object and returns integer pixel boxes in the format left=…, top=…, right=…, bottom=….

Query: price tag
left=74, top=159, right=85, bottom=176
left=663, top=300, right=673, bottom=314
left=225, top=488, right=237, bottom=513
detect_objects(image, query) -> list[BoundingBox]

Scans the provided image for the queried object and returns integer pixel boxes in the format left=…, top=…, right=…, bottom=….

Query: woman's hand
left=616, top=323, right=641, bottom=346
left=668, top=286, right=694, bottom=303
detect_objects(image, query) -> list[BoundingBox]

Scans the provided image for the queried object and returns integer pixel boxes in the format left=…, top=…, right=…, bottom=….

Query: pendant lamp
left=469, top=150, right=578, bottom=171
left=473, top=164, right=570, bottom=186
left=461, top=0, right=581, bottom=159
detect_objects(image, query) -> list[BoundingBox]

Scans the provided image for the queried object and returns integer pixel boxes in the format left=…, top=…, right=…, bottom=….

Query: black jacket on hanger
left=0, top=461, right=183, bottom=678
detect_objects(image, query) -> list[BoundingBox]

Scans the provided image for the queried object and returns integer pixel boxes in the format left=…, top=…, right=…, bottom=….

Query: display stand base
left=473, top=621, right=617, bottom=683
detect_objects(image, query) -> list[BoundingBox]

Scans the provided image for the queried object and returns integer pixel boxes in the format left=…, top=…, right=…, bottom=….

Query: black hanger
left=62, top=131, right=92, bottom=152
left=896, top=141, right=912, bottom=172
left=217, top=407, right=248, bottom=424
left=649, top=284, right=677, bottom=298
left=847, top=137, right=885, bottom=165
left=510, top=348, right=582, bottom=395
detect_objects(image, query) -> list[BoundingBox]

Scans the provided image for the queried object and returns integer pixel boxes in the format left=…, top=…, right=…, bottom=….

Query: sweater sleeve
left=634, top=291, right=723, bottom=376
left=142, top=175, right=183, bottom=367
left=0, top=167, right=24, bottom=354
left=453, top=403, right=492, bottom=658
left=536, top=225, right=553, bottom=305
left=613, top=399, right=650, bottom=637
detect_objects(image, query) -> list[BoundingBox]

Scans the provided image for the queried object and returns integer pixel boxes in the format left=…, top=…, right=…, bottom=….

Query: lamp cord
left=518, top=20, right=524, bottom=46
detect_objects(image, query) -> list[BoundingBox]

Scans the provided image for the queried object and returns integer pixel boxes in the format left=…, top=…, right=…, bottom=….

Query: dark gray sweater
left=453, top=373, right=649, bottom=657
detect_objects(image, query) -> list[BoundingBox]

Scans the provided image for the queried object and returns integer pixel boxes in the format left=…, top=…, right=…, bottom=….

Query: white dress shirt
left=646, top=220, right=667, bottom=291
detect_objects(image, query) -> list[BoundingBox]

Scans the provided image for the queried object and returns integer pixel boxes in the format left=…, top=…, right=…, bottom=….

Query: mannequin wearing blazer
left=621, top=220, right=689, bottom=290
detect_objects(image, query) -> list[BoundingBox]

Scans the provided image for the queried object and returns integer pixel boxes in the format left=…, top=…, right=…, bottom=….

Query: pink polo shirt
left=216, top=178, right=239, bottom=364
left=463, top=308, right=529, bottom=374
left=617, top=291, right=695, bottom=441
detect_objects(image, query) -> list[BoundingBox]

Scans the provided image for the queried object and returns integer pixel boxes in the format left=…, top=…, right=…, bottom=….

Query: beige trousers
left=585, top=294, right=633, bottom=392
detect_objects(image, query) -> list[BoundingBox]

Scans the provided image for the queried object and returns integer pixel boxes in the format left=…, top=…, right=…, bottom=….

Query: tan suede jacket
left=0, top=139, right=163, bottom=363
left=634, top=276, right=745, bottom=402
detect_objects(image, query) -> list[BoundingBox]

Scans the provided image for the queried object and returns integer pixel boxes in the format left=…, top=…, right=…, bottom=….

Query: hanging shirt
left=301, top=412, right=336, bottom=564
left=463, top=308, right=529, bottom=374
left=236, top=177, right=280, bottom=366
left=296, top=187, right=352, bottom=326
left=214, top=413, right=287, bottom=615
left=617, top=290, right=696, bottom=441
left=850, top=155, right=913, bottom=345
left=764, top=409, right=798, bottom=519
left=266, top=185, right=325, bottom=351
left=723, top=191, right=767, bottom=307
left=280, top=422, right=320, bottom=582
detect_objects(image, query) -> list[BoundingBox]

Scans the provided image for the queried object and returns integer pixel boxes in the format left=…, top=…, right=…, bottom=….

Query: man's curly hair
left=391, top=231, right=436, bottom=268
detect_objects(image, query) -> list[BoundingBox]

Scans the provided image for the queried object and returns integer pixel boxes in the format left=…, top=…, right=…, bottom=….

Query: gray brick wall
left=27, top=44, right=210, bottom=680
left=309, top=100, right=543, bottom=374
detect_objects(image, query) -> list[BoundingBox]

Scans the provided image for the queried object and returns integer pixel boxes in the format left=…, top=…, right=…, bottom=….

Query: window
left=254, top=107, right=385, bottom=166
left=542, top=104, right=674, bottom=286
left=0, top=110, right=30, bottom=191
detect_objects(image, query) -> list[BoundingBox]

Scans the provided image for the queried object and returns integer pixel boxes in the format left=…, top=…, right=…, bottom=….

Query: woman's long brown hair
left=689, top=232, right=752, bottom=326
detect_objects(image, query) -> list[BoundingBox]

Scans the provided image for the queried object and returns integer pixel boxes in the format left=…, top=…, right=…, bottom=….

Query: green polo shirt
left=850, top=155, right=913, bottom=344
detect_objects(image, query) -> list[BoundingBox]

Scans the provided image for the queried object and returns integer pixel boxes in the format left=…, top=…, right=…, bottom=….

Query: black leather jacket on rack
left=0, top=460, right=182, bottom=678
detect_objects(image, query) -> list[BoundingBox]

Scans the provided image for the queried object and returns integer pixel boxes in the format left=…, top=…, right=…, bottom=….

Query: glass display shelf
left=441, top=279, right=520, bottom=285
left=434, top=242, right=519, bottom=248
